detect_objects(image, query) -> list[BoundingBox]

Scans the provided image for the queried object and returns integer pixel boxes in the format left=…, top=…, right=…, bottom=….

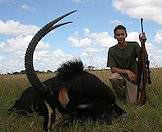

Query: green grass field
left=0, top=69, right=162, bottom=132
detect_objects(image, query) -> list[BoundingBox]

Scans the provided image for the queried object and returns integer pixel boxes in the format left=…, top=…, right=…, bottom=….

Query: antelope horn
left=25, top=10, right=76, bottom=99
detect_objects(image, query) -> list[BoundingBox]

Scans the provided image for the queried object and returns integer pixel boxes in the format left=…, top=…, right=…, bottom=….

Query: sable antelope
left=9, top=11, right=126, bottom=131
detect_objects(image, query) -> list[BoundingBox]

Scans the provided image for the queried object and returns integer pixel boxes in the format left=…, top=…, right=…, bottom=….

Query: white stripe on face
left=45, top=101, right=53, bottom=131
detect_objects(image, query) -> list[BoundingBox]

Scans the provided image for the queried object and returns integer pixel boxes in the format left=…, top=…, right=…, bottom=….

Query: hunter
left=107, top=25, right=146, bottom=103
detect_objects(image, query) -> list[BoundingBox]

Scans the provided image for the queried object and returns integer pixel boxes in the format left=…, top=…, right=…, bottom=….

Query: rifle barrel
left=141, top=18, right=144, bottom=34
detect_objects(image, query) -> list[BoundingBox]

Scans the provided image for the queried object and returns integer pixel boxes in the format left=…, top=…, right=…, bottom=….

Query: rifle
left=137, top=18, right=151, bottom=105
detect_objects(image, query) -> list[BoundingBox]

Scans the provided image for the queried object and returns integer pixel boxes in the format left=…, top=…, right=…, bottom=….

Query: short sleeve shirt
left=107, top=41, right=140, bottom=72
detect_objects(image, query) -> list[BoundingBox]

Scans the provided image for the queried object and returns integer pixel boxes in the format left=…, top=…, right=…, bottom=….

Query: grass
left=0, top=69, right=162, bottom=132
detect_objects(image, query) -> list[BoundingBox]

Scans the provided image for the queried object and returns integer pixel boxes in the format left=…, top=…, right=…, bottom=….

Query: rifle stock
left=137, top=18, right=151, bottom=105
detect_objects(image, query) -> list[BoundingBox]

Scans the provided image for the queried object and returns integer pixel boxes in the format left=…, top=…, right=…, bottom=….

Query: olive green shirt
left=107, top=41, right=140, bottom=72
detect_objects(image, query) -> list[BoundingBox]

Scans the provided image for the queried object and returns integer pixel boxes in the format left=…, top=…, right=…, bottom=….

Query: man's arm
left=111, top=67, right=137, bottom=83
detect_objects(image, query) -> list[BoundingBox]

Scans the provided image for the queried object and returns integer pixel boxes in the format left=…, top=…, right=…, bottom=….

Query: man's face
left=114, top=29, right=127, bottom=44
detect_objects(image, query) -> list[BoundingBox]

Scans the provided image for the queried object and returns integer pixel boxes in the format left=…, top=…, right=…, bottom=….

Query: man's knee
left=110, top=73, right=122, bottom=79
left=109, top=73, right=126, bottom=100
left=109, top=73, right=124, bottom=86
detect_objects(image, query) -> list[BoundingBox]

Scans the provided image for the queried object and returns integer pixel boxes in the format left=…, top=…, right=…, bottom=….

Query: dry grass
left=0, top=69, right=162, bottom=132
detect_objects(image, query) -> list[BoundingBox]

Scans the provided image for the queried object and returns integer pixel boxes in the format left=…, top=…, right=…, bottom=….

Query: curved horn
left=25, top=10, right=76, bottom=98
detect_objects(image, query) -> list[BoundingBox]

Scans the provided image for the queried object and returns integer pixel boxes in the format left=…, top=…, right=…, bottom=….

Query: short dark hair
left=114, top=25, right=127, bottom=35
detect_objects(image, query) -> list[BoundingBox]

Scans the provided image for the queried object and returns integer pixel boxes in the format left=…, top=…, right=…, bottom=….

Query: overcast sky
left=0, top=0, right=162, bottom=73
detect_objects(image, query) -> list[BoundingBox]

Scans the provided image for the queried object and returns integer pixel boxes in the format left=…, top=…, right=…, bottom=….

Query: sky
left=0, top=0, right=162, bottom=73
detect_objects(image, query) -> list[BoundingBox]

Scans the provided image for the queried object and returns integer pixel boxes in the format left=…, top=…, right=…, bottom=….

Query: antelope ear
left=58, top=87, right=69, bottom=108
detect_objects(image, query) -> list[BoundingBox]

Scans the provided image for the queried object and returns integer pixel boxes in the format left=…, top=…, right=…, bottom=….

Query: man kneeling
left=107, top=25, right=146, bottom=104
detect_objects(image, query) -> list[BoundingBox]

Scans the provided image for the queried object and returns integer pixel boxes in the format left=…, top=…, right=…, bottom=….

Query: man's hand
left=125, top=70, right=137, bottom=83
left=139, top=33, right=147, bottom=44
